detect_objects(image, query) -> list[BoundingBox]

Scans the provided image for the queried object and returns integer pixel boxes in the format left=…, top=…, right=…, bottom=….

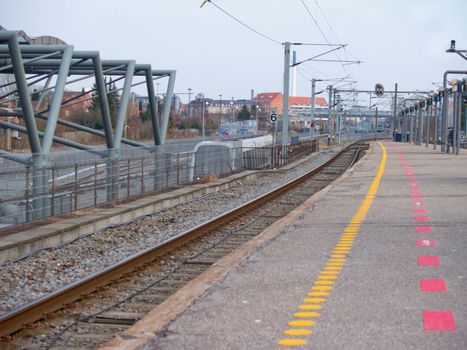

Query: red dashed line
left=416, top=239, right=435, bottom=247
left=423, top=311, right=457, bottom=331
left=415, top=226, right=432, bottom=232
left=420, top=279, right=447, bottom=292
left=389, top=144, right=456, bottom=336
left=418, top=256, right=441, bottom=266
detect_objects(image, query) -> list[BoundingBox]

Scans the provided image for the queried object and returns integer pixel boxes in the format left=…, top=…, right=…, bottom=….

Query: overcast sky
left=2, top=0, right=466, bottom=103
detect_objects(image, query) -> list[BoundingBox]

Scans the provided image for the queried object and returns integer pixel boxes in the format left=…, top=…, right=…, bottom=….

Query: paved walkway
left=106, top=141, right=467, bottom=350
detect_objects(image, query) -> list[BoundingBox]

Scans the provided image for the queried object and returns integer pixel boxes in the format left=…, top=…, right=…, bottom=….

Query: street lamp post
left=310, top=78, right=323, bottom=138
left=187, top=88, right=192, bottom=134
left=202, top=100, right=209, bottom=141
left=219, top=94, right=222, bottom=128
left=230, top=100, right=234, bottom=122
left=255, top=105, right=259, bottom=134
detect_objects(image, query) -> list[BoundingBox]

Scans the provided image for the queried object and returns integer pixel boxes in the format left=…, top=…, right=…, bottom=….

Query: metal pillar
left=392, top=83, right=398, bottom=134
left=433, top=95, right=439, bottom=150
left=160, top=70, right=176, bottom=144
left=455, top=81, right=462, bottom=154
left=426, top=98, right=431, bottom=147
left=281, top=42, right=291, bottom=146
left=327, top=86, right=332, bottom=145
left=441, top=70, right=467, bottom=152
left=310, top=78, right=316, bottom=137
left=417, top=103, right=423, bottom=145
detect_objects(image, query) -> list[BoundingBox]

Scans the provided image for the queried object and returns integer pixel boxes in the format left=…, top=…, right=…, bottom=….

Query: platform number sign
left=270, top=112, right=278, bottom=123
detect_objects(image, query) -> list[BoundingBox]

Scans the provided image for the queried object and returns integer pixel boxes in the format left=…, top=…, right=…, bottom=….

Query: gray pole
left=255, top=105, right=259, bottom=134
left=41, top=45, right=73, bottom=154
left=409, top=108, right=414, bottom=143
left=393, top=82, right=398, bottom=135
left=219, top=94, right=222, bottom=128
left=202, top=99, right=206, bottom=141
left=464, top=79, right=467, bottom=136
left=433, top=95, right=438, bottom=150
left=113, top=60, right=135, bottom=149
left=418, top=103, right=423, bottom=145
left=281, top=42, right=291, bottom=146
left=5, top=33, right=41, bottom=154
left=310, top=78, right=316, bottom=138
left=456, top=81, right=462, bottom=154
left=426, top=98, right=432, bottom=147
left=375, top=107, right=378, bottom=131
left=160, top=70, right=176, bottom=143
left=452, top=87, right=458, bottom=154
left=327, top=85, right=332, bottom=145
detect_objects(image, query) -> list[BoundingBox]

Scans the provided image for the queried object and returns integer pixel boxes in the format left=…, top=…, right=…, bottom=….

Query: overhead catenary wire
left=201, top=0, right=282, bottom=45
left=299, top=0, right=360, bottom=86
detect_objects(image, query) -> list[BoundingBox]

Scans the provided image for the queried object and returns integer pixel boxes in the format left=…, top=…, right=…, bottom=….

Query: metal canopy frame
left=0, top=30, right=176, bottom=219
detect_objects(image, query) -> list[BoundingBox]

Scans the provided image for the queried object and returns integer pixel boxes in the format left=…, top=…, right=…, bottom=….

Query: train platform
left=104, top=141, right=467, bottom=350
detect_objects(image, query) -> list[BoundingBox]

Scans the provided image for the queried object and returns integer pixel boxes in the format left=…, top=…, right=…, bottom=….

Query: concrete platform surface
left=105, top=141, right=467, bottom=350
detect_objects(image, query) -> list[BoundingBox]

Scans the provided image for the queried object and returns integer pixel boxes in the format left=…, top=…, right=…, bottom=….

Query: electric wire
left=300, top=0, right=359, bottom=87
left=202, top=0, right=282, bottom=45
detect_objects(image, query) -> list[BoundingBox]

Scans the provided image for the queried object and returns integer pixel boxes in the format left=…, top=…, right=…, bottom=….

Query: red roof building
left=253, top=92, right=327, bottom=115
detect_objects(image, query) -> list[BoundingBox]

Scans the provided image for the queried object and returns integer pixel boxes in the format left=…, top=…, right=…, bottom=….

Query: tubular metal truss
left=0, top=30, right=176, bottom=219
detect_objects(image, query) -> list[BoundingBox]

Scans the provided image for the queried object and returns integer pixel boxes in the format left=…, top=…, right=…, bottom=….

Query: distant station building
left=253, top=92, right=327, bottom=115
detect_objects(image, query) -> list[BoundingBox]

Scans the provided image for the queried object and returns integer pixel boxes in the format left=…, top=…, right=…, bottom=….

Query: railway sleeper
left=86, top=311, right=144, bottom=326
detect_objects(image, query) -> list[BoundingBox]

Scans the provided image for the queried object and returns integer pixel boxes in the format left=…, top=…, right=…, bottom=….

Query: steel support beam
left=113, top=60, right=135, bottom=149
left=441, top=70, right=467, bottom=152
left=0, top=31, right=41, bottom=154
left=160, top=70, right=176, bottom=144
left=41, top=45, right=73, bottom=154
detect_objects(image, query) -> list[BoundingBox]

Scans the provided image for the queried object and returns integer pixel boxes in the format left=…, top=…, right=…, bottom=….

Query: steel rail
left=0, top=142, right=363, bottom=337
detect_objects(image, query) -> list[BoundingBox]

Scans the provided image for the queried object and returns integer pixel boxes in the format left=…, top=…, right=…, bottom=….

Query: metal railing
left=0, top=131, right=385, bottom=230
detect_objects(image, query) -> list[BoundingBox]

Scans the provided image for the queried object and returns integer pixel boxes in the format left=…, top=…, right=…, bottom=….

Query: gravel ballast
left=0, top=147, right=343, bottom=314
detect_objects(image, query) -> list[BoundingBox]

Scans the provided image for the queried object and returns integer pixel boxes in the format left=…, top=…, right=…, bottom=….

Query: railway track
left=0, top=142, right=368, bottom=350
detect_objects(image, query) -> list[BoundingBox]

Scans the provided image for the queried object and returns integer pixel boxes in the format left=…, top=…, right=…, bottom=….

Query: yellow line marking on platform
left=307, top=291, right=329, bottom=297
left=284, top=329, right=313, bottom=336
left=278, top=339, right=307, bottom=346
left=318, top=275, right=337, bottom=280
left=288, top=320, right=315, bottom=327
left=299, top=304, right=322, bottom=310
left=319, top=271, right=339, bottom=275
left=277, top=142, right=387, bottom=347
left=304, top=298, right=327, bottom=303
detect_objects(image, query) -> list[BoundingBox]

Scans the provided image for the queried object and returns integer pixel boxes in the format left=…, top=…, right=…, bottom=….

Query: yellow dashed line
left=318, top=275, right=337, bottom=280
left=311, top=285, right=332, bottom=291
left=277, top=142, right=387, bottom=347
left=299, top=304, right=322, bottom=310
left=307, top=291, right=329, bottom=297
left=319, top=271, right=339, bottom=275
left=294, top=312, right=320, bottom=318
left=278, top=339, right=307, bottom=346
left=314, top=280, right=334, bottom=285
left=288, top=320, right=315, bottom=327
left=304, top=298, right=327, bottom=303
left=284, top=329, right=313, bottom=336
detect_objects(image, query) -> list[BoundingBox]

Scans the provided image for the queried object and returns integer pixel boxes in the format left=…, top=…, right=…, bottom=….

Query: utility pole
left=327, top=85, right=332, bottom=145
left=255, top=105, right=259, bottom=134
left=310, top=79, right=317, bottom=137
left=392, top=83, right=398, bottom=136
left=219, top=94, right=222, bottom=128
left=281, top=42, right=291, bottom=146
left=187, top=88, right=192, bottom=133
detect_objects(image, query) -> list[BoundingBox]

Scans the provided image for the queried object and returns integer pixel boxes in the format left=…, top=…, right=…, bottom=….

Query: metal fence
left=0, top=132, right=384, bottom=230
